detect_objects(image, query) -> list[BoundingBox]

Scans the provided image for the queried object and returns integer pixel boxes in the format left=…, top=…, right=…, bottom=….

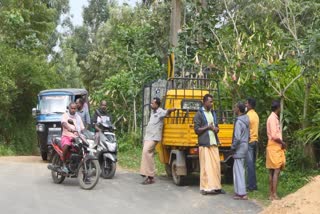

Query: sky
left=69, top=0, right=139, bottom=26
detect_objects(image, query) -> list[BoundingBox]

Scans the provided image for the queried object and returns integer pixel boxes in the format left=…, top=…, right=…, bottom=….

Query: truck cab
left=32, top=89, right=88, bottom=161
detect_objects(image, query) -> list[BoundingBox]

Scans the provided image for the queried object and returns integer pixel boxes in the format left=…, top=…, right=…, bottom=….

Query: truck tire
left=165, top=164, right=172, bottom=177
left=41, top=151, right=48, bottom=161
left=171, top=160, right=186, bottom=186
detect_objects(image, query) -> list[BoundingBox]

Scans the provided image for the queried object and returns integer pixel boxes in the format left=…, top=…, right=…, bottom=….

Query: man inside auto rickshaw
left=194, top=94, right=225, bottom=195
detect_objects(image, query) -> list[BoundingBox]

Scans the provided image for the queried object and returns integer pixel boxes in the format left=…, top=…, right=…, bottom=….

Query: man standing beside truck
left=231, top=102, right=249, bottom=200
left=140, top=97, right=176, bottom=185
left=194, top=94, right=224, bottom=195
left=245, top=98, right=259, bottom=191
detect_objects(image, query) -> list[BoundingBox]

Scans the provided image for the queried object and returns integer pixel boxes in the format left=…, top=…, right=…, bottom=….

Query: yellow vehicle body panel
left=156, top=89, right=234, bottom=165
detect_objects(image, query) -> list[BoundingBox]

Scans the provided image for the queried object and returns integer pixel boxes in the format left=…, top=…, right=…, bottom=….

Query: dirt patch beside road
left=0, top=156, right=44, bottom=164
left=260, top=176, right=320, bottom=214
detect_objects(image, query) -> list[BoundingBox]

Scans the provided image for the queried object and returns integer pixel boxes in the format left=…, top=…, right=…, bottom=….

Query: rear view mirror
left=32, top=108, right=40, bottom=117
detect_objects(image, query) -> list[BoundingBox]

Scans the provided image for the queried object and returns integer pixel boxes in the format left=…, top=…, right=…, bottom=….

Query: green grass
left=117, top=143, right=165, bottom=174
left=0, top=144, right=16, bottom=156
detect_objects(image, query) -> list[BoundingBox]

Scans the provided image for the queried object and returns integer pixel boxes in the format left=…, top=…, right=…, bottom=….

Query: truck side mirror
left=32, top=108, right=39, bottom=117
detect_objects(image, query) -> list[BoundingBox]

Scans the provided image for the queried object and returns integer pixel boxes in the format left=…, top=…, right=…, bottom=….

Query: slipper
left=200, top=190, right=207, bottom=195
left=233, top=195, right=248, bottom=200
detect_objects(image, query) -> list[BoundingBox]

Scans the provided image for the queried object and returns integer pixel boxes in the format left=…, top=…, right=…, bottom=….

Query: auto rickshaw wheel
left=171, top=160, right=185, bottom=186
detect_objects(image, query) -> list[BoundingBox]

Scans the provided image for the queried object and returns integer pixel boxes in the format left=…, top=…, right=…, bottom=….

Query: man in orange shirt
left=245, top=98, right=259, bottom=191
left=266, top=100, right=286, bottom=200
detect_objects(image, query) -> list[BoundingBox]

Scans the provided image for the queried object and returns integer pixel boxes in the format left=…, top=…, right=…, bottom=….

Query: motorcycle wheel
left=100, top=159, right=116, bottom=179
left=51, top=153, right=65, bottom=184
left=78, top=159, right=100, bottom=190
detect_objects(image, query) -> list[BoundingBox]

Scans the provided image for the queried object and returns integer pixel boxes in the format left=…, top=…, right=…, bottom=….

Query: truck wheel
left=41, top=151, right=48, bottom=161
left=171, top=160, right=185, bottom=186
left=165, top=164, right=172, bottom=177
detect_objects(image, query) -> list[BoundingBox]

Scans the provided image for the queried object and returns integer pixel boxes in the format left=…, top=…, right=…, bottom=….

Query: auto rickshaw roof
left=39, top=88, right=88, bottom=96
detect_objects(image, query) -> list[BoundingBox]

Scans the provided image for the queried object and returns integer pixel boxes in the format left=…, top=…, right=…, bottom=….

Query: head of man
left=203, top=94, right=213, bottom=111
left=271, top=100, right=281, bottom=115
left=234, top=102, right=246, bottom=116
left=246, top=98, right=256, bottom=111
left=69, top=102, right=77, bottom=115
left=76, top=98, right=84, bottom=110
left=100, top=100, right=107, bottom=113
left=151, top=97, right=161, bottom=111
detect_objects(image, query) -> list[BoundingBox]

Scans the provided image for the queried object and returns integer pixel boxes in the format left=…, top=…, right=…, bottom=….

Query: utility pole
left=169, top=0, right=181, bottom=47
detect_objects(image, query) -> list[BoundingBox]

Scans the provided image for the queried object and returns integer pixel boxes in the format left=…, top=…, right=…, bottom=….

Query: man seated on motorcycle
left=92, top=100, right=112, bottom=143
left=61, top=102, right=85, bottom=173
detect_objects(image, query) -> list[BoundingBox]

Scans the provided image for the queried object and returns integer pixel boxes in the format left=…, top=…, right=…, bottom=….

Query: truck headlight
left=36, top=124, right=45, bottom=132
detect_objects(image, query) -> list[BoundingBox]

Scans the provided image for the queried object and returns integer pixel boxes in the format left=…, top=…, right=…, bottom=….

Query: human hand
left=208, top=123, right=215, bottom=131
left=213, top=127, right=219, bottom=133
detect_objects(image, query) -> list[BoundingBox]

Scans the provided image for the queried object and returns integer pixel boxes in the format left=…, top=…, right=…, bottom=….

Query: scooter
left=95, top=121, right=117, bottom=179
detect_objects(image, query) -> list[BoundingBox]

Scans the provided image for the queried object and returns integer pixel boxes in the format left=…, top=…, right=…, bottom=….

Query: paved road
left=0, top=156, right=262, bottom=214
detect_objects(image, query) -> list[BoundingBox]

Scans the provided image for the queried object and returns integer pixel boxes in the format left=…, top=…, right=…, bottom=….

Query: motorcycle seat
left=53, top=137, right=61, bottom=147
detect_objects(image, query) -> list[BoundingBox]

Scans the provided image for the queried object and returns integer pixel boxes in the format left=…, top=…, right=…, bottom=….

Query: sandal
left=141, top=178, right=155, bottom=185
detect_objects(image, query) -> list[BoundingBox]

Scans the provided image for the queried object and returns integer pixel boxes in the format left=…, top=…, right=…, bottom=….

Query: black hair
left=203, top=94, right=213, bottom=103
left=271, top=100, right=280, bottom=112
left=237, top=102, right=246, bottom=113
left=76, top=98, right=84, bottom=105
left=69, top=102, right=77, bottom=108
left=153, top=97, right=161, bottom=106
left=247, top=98, right=256, bottom=109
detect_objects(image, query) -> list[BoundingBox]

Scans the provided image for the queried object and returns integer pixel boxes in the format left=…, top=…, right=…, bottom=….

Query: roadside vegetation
left=1, top=0, right=320, bottom=204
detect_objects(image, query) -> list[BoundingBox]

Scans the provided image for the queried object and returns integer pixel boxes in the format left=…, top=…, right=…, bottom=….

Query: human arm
left=268, top=117, right=286, bottom=149
left=165, top=108, right=176, bottom=116
left=62, top=122, right=76, bottom=133
left=194, top=111, right=213, bottom=135
left=61, top=113, right=76, bottom=133
left=85, top=109, right=91, bottom=129
left=231, top=120, right=241, bottom=150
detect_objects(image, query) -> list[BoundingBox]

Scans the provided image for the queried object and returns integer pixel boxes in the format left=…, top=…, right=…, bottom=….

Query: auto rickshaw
left=32, top=88, right=89, bottom=161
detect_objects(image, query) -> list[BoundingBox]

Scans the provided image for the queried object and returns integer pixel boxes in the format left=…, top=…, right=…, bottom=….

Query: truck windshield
left=39, top=95, right=71, bottom=114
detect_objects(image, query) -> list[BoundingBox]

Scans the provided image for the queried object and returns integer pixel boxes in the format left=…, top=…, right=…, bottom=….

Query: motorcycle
left=47, top=119, right=100, bottom=190
left=95, top=121, right=117, bottom=179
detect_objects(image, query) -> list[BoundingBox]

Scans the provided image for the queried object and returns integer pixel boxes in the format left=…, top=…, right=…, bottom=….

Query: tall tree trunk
left=280, top=95, right=284, bottom=133
left=133, top=97, right=137, bottom=133
left=303, top=78, right=315, bottom=167
left=302, top=78, right=311, bottom=129
left=170, top=0, right=182, bottom=47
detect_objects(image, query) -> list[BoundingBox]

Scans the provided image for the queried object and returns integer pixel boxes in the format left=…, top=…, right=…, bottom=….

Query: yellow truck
left=142, top=77, right=234, bottom=185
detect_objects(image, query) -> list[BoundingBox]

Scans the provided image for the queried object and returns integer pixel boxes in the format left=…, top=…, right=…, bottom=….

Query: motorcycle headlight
left=36, top=124, right=45, bottom=132
left=87, top=139, right=95, bottom=148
